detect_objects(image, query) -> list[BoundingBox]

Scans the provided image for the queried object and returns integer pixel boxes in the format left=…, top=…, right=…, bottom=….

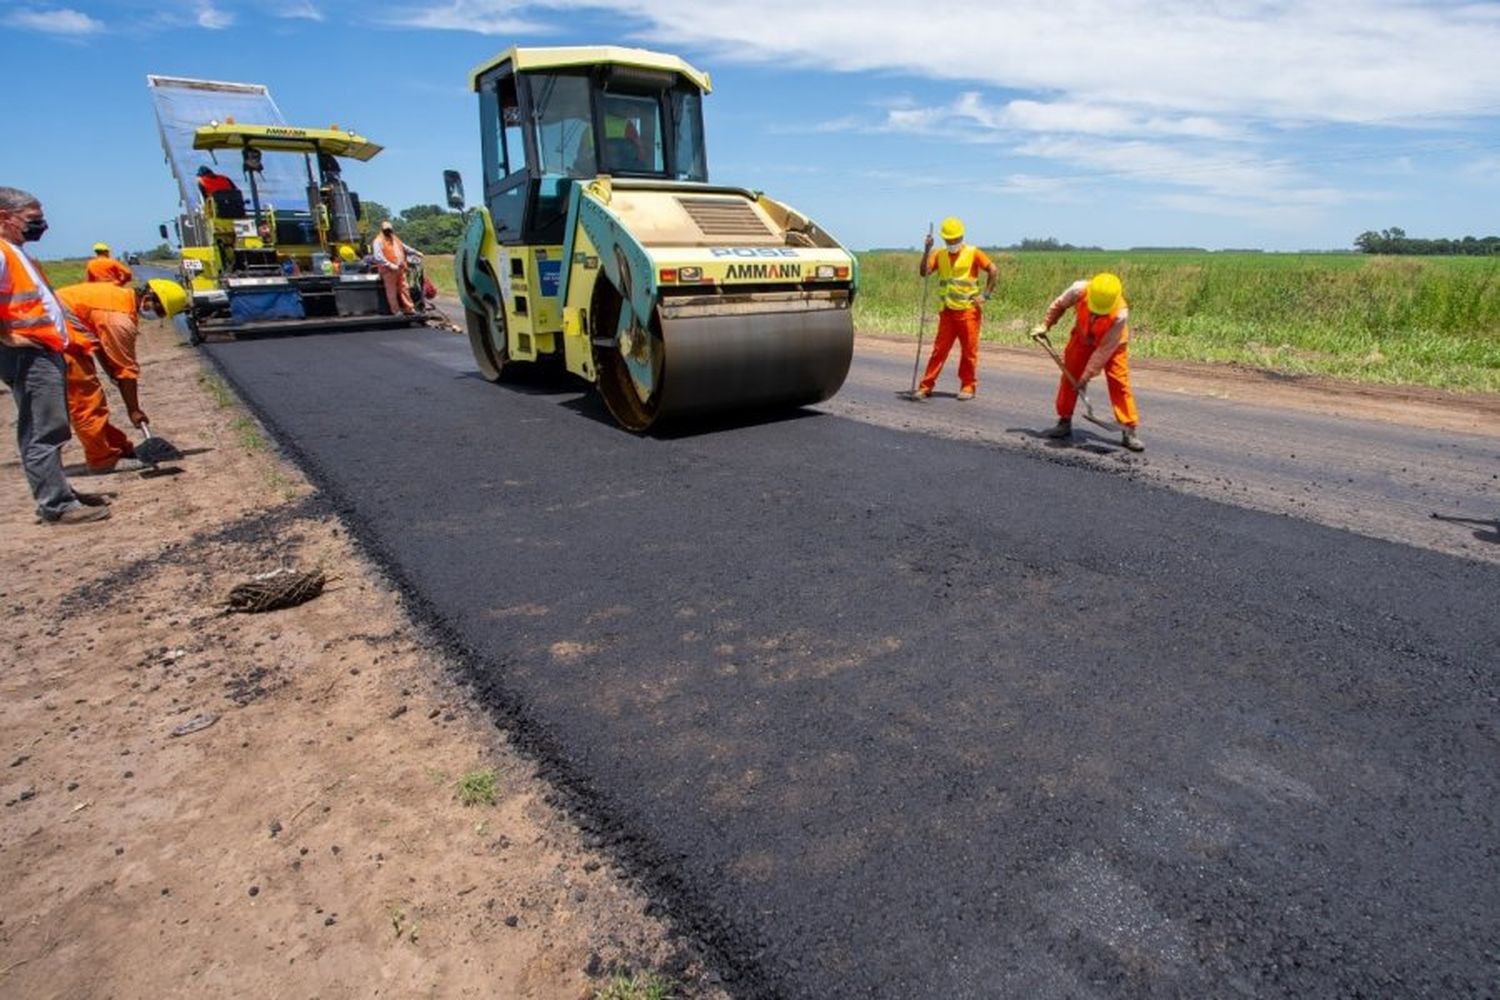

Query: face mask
left=945, top=240, right=962, bottom=252
left=21, top=216, right=48, bottom=242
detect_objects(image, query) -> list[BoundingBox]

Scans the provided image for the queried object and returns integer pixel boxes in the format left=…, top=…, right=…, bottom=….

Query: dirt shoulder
left=0, top=324, right=722, bottom=999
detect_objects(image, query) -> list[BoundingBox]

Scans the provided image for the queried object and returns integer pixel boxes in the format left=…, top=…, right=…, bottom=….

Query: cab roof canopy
left=192, top=123, right=383, bottom=161
left=467, top=45, right=712, bottom=95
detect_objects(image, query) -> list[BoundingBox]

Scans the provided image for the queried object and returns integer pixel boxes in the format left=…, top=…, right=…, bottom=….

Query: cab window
left=530, top=74, right=596, bottom=178
left=599, top=92, right=663, bottom=174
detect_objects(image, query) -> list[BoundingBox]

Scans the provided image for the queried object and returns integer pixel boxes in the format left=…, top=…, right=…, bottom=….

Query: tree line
left=1354, top=227, right=1500, bottom=256
left=362, top=201, right=463, bottom=255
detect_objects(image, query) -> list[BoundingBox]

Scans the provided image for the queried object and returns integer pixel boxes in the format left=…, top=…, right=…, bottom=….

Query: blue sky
left=4, top=0, right=1499, bottom=257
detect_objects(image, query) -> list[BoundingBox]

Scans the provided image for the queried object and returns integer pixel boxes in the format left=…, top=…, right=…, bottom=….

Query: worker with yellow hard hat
left=1031, top=272, right=1144, bottom=451
left=85, top=242, right=134, bottom=287
left=54, top=277, right=188, bottom=473
left=914, top=216, right=999, bottom=401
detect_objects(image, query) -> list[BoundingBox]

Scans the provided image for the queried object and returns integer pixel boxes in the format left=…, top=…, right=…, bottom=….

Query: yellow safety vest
left=936, top=245, right=980, bottom=312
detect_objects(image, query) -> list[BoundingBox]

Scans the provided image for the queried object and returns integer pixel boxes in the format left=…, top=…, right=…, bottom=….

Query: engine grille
left=677, top=197, right=775, bottom=238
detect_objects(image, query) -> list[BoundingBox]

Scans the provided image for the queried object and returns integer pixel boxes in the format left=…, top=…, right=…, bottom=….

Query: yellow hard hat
left=337, top=244, right=358, bottom=262
left=939, top=217, right=964, bottom=242
left=93, top=242, right=110, bottom=254
left=1086, top=272, right=1123, bottom=314
left=146, top=278, right=189, bottom=320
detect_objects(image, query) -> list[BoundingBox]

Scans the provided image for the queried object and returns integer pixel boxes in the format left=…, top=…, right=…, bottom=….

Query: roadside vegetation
left=64, top=238, right=1497, bottom=392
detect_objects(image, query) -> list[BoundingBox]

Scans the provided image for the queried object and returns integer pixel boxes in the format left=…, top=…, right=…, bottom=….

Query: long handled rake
left=907, top=223, right=934, bottom=399
left=1029, top=329, right=1121, bottom=432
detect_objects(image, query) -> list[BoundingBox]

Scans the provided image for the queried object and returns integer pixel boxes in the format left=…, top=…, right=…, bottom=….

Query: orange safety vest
left=1072, top=295, right=1129, bottom=345
left=0, top=239, right=71, bottom=352
left=374, top=233, right=407, bottom=269
left=57, top=282, right=138, bottom=329
left=936, top=245, right=981, bottom=312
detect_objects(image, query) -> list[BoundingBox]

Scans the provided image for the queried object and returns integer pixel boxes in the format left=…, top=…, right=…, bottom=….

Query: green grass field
left=38, top=258, right=89, bottom=287
left=91, top=249, right=1496, bottom=392
left=856, top=250, right=1500, bottom=393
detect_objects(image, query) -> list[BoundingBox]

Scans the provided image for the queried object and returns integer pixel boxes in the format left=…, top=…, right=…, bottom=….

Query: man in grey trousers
left=0, top=186, right=110, bottom=524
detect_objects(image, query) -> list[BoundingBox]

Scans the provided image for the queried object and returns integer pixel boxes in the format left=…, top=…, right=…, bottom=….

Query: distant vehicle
left=125, top=252, right=142, bottom=265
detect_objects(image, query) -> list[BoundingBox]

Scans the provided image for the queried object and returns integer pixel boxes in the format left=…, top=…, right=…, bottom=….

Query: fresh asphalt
left=203, top=324, right=1499, bottom=998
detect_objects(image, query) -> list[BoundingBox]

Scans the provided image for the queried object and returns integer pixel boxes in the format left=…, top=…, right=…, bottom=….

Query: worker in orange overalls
left=1032, top=272, right=1144, bottom=452
left=914, top=216, right=998, bottom=401
left=84, top=243, right=133, bottom=286
left=56, top=278, right=188, bottom=473
left=371, top=220, right=421, bottom=316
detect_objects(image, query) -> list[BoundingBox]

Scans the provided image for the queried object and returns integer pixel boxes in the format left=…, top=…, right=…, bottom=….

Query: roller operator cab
left=447, top=45, right=858, bottom=431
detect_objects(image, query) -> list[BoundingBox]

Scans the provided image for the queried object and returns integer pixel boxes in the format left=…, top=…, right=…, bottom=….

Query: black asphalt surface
left=205, top=325, right=1500, bottom=998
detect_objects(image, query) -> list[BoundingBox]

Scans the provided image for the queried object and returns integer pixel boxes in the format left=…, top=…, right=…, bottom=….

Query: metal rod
left=909, top=222, right=934, bottom=397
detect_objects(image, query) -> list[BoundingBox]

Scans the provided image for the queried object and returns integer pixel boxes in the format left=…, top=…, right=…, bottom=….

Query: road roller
left=445, top=45, right=857, bottom=430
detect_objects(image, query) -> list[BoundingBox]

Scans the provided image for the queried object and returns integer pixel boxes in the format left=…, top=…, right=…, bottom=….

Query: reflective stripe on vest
left=936, top=245, right=980, bottom=311
left=0, top=240, right=69, bottom=351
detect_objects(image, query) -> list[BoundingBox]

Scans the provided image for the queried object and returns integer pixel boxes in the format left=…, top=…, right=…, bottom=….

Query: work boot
left=44, top=505, right=112, bottom=525
left=911, top=386, right=932, bottom=400
left=74, top=491, right=112, bottom=507
left=1041, top=418, right=1072, bottom=439
left=956, top=387, right=976, bottom=401
left=1120, top=427, right=1145, bottom=452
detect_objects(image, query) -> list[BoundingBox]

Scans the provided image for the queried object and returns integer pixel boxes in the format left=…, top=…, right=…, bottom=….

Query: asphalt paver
left=206, top=326, right=1500, bottom=998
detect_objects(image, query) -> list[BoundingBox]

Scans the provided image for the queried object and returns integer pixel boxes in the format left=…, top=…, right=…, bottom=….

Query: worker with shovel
left=56, top=278, right=188, bottom=473
left=1031, top=272, right=1145, bottom=452
left=914, top=217, right=998, bottom=401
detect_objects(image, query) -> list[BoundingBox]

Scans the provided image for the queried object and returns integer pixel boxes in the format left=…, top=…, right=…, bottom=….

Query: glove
left=923, top=233, right=934, bottom=250
left=1029, top=323, right=1048, bottom=337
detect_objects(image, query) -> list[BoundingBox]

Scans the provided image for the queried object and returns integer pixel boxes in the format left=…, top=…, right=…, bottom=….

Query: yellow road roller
left=445, top=46, right=857, bottom=430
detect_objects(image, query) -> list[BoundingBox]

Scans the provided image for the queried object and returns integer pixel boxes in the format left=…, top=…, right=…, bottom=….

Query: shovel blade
left=135, top=434, right=184, bottom=464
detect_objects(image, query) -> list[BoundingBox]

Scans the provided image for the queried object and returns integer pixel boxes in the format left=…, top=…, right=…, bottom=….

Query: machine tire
left=590, top=277, right=662, bottom=432
left=465, top=306, right=508, bottom=382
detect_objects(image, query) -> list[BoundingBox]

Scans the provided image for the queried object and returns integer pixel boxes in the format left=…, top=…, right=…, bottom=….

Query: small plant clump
left=593, top=971, right=678, bottom=1000
left=455, top=768, right=498, bottom=807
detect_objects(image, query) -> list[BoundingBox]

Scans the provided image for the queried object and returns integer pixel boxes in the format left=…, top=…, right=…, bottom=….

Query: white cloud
left=1462, top=156, right=1500, bottom=181
left=386, top=1, right=550, bottom=34
left=401, top=1, right=1500, bottom=128
left=4, top=7, right=104, bottom=35
left=275, top=0, right=324, bottom=20
left=195, top=0, right=234, bottom=29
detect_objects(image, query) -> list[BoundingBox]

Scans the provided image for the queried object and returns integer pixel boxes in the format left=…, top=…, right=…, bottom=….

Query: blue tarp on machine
left=229, top=291, right=305, bottom=324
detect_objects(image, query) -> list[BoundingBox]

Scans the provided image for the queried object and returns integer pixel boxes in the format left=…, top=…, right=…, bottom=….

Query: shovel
left=134, top=423, right=184, bottom=465
left=1029, top=328, right=1121, bottom=432
left=906, top=223, right=935, bottom=400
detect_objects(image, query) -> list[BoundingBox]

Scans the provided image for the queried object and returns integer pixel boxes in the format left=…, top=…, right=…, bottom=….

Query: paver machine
left=148, top=75, right=427, bottom=342
left=446, top=46, right=857, bottom=430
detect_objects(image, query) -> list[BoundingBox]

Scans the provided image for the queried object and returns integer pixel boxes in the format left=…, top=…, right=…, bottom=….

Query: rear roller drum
left=591, top=278, right=665, bottom=431
left=466, top=306, right=508, bottom=382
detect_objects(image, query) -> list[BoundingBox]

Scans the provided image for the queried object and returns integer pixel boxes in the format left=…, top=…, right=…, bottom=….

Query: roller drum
left=653, top=305, right=853, bottom=420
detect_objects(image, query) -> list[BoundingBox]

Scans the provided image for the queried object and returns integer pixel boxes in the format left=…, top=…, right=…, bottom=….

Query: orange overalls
left=373, top=233, right=416, bottom=316
left=56, top=283, right=140, bottom=470
left=1047, top=282, right=1139, bottom=428
left=85, top=256, right=133, bottom=286
left=919, top=244, right=992, bottom=395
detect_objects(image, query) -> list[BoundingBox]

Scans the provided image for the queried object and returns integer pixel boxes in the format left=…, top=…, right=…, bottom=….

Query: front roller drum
left=596, top=305, right=853, bottom=431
